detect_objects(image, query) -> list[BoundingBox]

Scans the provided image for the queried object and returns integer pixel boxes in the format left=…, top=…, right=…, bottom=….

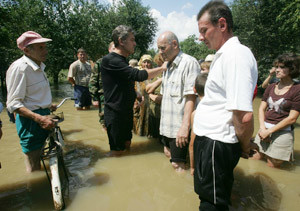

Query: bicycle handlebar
left=56, top=97, right=77, bottom=109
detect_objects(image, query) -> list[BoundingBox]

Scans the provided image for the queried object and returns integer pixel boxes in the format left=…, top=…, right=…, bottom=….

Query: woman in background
left=133, top=55, right=153, bottom=136
left=253, top=53, right=300, bottom=168
left=146, top=54, right=164, bottom=139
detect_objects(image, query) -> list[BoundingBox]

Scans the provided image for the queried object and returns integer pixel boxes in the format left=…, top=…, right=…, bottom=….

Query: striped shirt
left=160, top=51, right=200, bottom=138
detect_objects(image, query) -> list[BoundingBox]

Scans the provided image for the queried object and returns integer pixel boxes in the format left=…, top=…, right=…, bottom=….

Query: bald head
left=157, top=31, right=180, bottom=62
left=158, top=31, right=179, bottom=45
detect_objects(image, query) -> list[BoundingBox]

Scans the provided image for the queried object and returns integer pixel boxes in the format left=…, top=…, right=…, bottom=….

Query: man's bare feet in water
left=101, top=124, right=107, bottom=132
left=164, top=146, right=171, bottom=158
left=125, top=141, right=131, bottom=151
left=171, top=162, right=186, bottom=172
left=106, top=150, right=124, bottom=157
left=105, top=141, right=131, bottom=157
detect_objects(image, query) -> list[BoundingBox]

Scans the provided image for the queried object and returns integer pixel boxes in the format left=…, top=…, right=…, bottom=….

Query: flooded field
left=0, top=83, right=300, bottom=210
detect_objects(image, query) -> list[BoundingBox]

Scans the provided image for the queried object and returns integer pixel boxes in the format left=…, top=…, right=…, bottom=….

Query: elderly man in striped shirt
left=157, top=31, right=200, bottom=172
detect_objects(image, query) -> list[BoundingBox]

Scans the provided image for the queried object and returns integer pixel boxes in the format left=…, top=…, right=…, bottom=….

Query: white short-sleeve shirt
left=193, top=37, right=258, bottom=143
left=6, top=55, right=52, bottom=113
left=160, top=51, right=200, bottom=138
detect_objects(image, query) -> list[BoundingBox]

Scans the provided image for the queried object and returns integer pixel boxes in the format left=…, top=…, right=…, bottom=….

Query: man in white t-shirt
left=193, top=1, right=258, bottom=210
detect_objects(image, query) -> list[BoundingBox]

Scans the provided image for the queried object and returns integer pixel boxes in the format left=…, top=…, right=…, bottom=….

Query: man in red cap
left=6, top=31, right=56, bottom=172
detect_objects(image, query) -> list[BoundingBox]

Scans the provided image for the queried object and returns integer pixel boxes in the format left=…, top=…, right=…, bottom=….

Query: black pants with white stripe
left=193, top=136, right=241, bottom=211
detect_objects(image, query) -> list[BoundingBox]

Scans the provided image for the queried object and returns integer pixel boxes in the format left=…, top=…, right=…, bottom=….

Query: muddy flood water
left=0, top=83, right=300, bottom=211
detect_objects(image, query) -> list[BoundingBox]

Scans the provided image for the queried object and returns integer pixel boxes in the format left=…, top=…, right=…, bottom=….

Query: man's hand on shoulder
left=161, top=61, right=168, bottom=72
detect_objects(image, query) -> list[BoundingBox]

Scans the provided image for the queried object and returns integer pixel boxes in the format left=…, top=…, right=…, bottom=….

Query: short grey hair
left=165, top=32, right=179, bottom=45
left=112, top=25, right=135, bottom=47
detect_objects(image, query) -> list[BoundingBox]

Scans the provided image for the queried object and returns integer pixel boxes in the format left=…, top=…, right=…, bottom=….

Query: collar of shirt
left=216, top=36, right=240, bottom=56
left=22, top=55, right=46, bottom=72
left=210, top=36, right=240, bottom=69
left=167, top=51, right=183, bottom=70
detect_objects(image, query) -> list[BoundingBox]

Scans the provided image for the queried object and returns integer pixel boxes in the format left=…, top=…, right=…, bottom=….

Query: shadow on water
left=286, top=149, right=300, bottom=170
left=231, top=167, right=282, bottom=211
left=0, top=130, right=164, bottom=210
left=0, top=175, right=53, bottom=211
left=62, top=137, right=163, bottom=206
left=0, top=139, right=110, bottom=210
left=61, top=128, right=84, bottom=136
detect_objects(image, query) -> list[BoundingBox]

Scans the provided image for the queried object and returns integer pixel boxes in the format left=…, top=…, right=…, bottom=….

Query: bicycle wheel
left=49, top=150, right=66, bottom=210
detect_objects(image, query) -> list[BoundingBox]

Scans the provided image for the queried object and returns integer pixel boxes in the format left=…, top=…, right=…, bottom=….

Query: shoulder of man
left=180, top=52, right=200, bottom=64
left=69, top=60, right=80, bottom=69
left=8, top=57, right=32, bottom=74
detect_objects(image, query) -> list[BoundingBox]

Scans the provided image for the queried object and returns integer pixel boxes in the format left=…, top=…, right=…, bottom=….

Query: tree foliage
left=0, top=0, right=157, bottom=88
left=180, top=35, right=215, bottom=60
left=231, top=0, right=300, bottom=85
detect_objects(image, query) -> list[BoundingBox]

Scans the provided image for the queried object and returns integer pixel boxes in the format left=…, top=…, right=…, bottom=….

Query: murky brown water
left=0, top=84, right=300, bottom=210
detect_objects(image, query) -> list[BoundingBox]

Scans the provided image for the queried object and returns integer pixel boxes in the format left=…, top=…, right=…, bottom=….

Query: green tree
left=231, top=0, right=300, bottom=86
left=110, top=0, right=158, bottom=58
left=0, top=0, right=158, bottom=89
left=180, top=35, right=215, bottom=60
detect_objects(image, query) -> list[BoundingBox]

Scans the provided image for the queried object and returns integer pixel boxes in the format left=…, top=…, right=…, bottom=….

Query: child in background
left=200, top=61, right=211, bottom=73
left=189, top=73, right=208, bottom=175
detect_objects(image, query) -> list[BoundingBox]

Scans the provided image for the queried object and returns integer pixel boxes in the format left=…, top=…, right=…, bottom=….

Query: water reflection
left=50, top=82, right=74, bottom=101
left=232, top=168, right=282, bottom=210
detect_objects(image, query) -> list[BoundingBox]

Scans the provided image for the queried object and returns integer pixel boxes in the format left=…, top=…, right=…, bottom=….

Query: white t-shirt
left=193, top=37, right=258, bottom=144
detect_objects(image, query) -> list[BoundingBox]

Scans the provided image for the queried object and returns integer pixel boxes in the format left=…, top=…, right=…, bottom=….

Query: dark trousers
left=104, top=106, right=133, bottom=151
left=193, top=136, right=241, bottom=210
left=161, top=136, right=189, bottom=163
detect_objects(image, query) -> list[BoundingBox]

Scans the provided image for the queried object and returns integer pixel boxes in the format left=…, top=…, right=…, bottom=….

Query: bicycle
left=40, top=97, right=75, bottom=210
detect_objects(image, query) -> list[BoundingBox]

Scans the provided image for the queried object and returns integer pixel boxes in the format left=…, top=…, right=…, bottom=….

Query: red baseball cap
left=17, top=31, right=52, bottom=50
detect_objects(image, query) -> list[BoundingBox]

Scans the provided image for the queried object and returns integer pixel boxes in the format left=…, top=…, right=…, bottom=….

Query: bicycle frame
left=40, top=97, right=76, bottom=210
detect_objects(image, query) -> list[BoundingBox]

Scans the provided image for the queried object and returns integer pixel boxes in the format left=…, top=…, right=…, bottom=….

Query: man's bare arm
left=146, top=62, right=167, bottom=79
left=176, top=94, right=196, bottom=148
left=68, top=77, right=76, bottom=86
left=232, top=110, right=255, bottom=158
left=146, top=78, right=162, bottom=93
left=16, top=107, right=55, bottom=130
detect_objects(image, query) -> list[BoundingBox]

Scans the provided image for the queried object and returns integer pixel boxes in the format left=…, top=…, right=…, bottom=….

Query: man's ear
left=218, top=17, right=227, bottom=32
left=118, top=37, right=124, bottom=47
left=23, top=47, right=30, bottom=55
left=172, top=40, right=179, bottom=49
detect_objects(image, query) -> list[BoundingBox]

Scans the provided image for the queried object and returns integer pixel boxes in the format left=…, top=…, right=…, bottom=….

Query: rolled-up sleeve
left=6, top=66, right=26, bottom=113
left=183, top=59, right=200, bottom=96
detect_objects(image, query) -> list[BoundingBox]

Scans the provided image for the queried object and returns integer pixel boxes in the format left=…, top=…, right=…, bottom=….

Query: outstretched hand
left=161, top=61, right=168, bottom=72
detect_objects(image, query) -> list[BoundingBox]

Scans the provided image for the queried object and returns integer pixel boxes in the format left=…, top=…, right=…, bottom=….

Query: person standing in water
left=193, top=1, right=258, bottom=209
left=6, top=31, right=56, bottom=172
left=157, top=31, right=200, bottom=172
left=100, top=25, right=167, bottom=156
